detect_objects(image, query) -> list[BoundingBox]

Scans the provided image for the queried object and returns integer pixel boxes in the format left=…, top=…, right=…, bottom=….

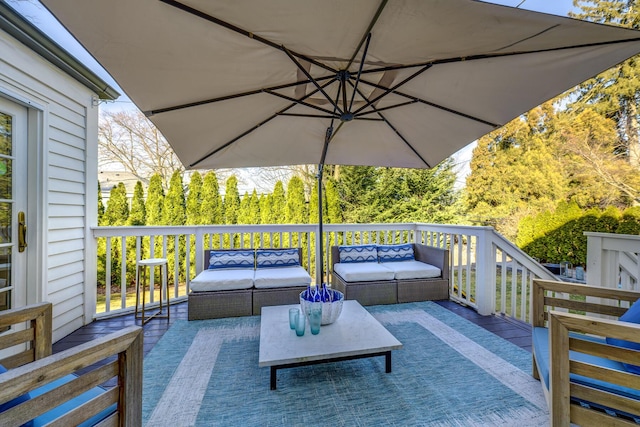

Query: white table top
left=259, top=300, right=402, bottom=367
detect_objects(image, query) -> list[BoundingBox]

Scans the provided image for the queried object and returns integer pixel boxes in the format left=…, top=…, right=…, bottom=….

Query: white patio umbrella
left=42, top=0, right=640, bottom=282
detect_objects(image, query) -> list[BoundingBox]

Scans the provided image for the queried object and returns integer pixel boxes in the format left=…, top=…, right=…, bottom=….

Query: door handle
left=18, top=211, right=26, bottom=253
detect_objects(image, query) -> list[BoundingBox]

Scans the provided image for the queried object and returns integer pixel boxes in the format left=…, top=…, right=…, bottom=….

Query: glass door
left=0, top=97, right=28, bottom=321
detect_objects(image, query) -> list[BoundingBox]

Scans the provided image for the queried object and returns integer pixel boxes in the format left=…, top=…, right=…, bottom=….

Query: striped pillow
left=338, top=245, right=378, bottom=263
left=256, top=249, right=300, bottom=268
left=377, top=243, right=414, bottom=263
left=208, top=250, right=255, bottom=269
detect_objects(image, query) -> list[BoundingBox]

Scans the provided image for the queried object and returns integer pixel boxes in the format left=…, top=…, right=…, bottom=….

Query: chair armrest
left=0, top=302, right=52, bottom=368
left=0, top=325, right=143, bottom=427
left=531, top=279, right=640, bottom=328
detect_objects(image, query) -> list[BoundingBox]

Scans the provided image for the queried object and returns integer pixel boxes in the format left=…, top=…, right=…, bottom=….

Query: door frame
left=0, top=88, right=46, bottom=308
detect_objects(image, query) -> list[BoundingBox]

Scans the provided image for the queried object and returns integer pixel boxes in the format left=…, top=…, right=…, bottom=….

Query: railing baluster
left=105, top=237, right=112, bottom=313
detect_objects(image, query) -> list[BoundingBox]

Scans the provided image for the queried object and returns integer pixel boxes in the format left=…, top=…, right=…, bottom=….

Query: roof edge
left=0, top=1, right=120, bottom=100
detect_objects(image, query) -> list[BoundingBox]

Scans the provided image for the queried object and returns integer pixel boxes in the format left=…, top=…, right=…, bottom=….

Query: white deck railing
left=586, top=232, right=640, bottom=291
left=92, top=223, right=557, bottom=322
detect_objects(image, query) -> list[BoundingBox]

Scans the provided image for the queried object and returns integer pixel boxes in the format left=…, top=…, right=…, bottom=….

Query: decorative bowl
left=299, top=288, right=344, bottom=325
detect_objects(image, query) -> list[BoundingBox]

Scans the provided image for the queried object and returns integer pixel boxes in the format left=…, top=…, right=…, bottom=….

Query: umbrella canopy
left=42, top=0, right=640, bottom=283
left=42, top=0, right=640, bottom=171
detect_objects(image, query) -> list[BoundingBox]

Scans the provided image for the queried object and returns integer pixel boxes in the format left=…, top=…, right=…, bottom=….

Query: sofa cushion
left=338, top=245, right=377, bottom=263
left=190, top=269, right=254, bottom=292
left=605, top=298, right=640, bottom=374
left=381, top=260, right=441, bottom=280
left=333, top=262, right=395, bottom=282
left=377, top=243, right=414, bottom=263
left=208, top=250, right=254, bottom=270
left=253, top=266, right=312, bottom=289
left=256, top=249, right=300, bottom=268
left=533, top=327, right=640, bottom=400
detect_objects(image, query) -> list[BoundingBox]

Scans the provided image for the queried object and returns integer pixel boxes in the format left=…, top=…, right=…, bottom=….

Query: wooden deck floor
left=52, top=300, right=532, bottom=357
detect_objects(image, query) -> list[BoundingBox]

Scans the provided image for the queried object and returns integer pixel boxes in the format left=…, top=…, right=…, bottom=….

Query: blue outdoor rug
left=142, top=302, right=549, bottom=426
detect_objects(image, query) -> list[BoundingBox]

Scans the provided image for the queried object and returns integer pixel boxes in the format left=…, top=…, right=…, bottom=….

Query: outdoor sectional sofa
left=330, top=243, right=449, bottom=306
left=188, top=247, right=312, bottom=320
left=531, top=279, right=640, bottom=426
left=0, top=302, right=142, bottom=426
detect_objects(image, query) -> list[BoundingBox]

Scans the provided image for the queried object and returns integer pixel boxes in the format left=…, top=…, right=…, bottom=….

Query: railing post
left=475, top=228, right=496, bottom=315
left=195, top=228, right=204, bottom=274
left=586, top=233, right=604, bottom=286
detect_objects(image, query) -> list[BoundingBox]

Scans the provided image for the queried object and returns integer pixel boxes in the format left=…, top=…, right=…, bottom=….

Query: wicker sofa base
left=188, top=286, right=309, bottom=319
left=188, top=289, right=253, bottom=320
left=397, top=278, right=449, bottom=303
left=252, top=286, right=308, bottom=315
left=332, top=274, right=398, bottom=306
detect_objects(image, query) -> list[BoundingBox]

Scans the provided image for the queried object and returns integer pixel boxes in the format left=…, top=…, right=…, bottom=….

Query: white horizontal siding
left=0, top=28, right=99, bottom=341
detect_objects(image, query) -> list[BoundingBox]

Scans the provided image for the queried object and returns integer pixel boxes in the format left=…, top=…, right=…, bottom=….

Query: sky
left=6, top=0, right=579, bottom=190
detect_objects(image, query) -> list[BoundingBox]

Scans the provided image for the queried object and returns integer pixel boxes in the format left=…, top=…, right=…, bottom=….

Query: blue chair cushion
left=533, top=327, right=640, bottom=401
left=606, top=298, right=640, bottom=374
left=377, top=243, right=415, bottom=262
left=0, top=364, right=34, bottom=427
left=338, top=245, right=377, bottom=263
left=30, top=374, right=116, bottom=427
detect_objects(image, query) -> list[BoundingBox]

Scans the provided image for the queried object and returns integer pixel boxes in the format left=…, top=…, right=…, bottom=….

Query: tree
left=128, top=181, right=146, bottom=226
left=223, top=175, right=241, bottom=224
left=249, top=190, right=261, bottom=224
left=186, top=171, right=203, bottom=225
left=237, top=192, right=251, bottom=224
left=145, top=174, right=165, bottom=226
left=285, top=176, right=307, bottom=224
left=464, top=104, right=565, bottom=238
left=201, top=171, right=223, bottom=225
left=98, top=110, right=184, bottom=188
left=325, top=179, right=341, bottom=224
left=103, top=183, right=129, bottom=226
left=570, top=1, right=640, bottom=166
left=336, top=166, right=377, bottom=223
left=163, top=171, right=186, bottom=225
left=97, top=181, right=106, bottom=226
left=556, top=109, right=640, bottom=206
left=260, top=194, right=273, bottom=224
left=270, top=181, right=286, bottom=225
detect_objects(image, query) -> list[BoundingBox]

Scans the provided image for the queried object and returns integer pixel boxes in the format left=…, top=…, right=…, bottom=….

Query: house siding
left=0, top=26, right=102, bottom=341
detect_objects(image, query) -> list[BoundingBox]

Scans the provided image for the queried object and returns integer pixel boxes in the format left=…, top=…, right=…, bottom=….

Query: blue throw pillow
left=0, top=364, right=34, bottom=427
left=256, top=249, right=300, bottom=268
left=606, top=298, right=640, bottom=374
left=338, top=245, right=377, bottom=263
left=208, top=250, right=254, bottom=269
left=377, top=243, right=415, bottom=263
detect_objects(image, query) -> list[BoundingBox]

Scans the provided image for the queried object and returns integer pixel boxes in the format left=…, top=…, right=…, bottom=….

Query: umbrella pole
left=316, top=125, right=332, bottom=286
left=317, top=163, right=324, bottom=286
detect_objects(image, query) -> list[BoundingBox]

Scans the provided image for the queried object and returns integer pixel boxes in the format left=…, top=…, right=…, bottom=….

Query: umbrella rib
left=159, top=0, right=337, bottom=74
left=349, top=33, right=372, bottom=112
left=346, top=0, right=388, bottom=68
left=350, top=85, right=431, bottom=167
left=353, top=64, right=432, bottom=115
left=145, top=77, right=333, bottom=116
left=278, top=113, right=336, bottom=119
left=189, top=79, right=335, bottom=167
left=265, top=89, right=339, bottom=116
left=283, top=46, right=343, bottom=115
left=355, top=99, right=418, bottom=115
left=359, top=36, right=640, bottom=75
left=355, top=78, right=500, bottom=128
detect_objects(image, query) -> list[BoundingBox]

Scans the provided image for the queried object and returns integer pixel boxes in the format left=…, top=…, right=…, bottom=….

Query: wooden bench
left=532, top=279, right=640, bottom=426
left=0, top=302, right=143, bottom=426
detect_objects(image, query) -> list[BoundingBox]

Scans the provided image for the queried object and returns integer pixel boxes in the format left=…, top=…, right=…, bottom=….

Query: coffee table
left=259, top=300, right=402, bottom=389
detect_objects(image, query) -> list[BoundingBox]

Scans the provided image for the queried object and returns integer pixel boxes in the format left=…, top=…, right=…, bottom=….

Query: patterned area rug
left=142, top=302, right=549, bottom=426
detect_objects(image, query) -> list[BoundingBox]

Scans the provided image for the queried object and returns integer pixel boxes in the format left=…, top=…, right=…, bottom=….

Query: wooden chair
left=532, top=279, right=640, bottom=426
left=0, top=302, right=143, bottom=426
